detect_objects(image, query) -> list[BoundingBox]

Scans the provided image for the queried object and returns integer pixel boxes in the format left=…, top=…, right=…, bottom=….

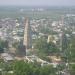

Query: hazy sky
left=0, top=0, right=75, bottom=6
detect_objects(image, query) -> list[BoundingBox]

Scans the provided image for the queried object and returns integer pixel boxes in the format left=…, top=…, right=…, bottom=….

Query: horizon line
left=0, top=5, right=75, bottom=7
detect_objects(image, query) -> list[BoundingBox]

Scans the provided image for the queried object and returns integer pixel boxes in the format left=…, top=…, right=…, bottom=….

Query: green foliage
left=40, top=65, right=56, bottom=75
left=12, top=42, right=19, bottom=49
left=13, top=61, right=55, bottom=75
left=34, top=37, right=59, bottom=55
left=12, top=61, right=33, bottom=75
left=56, top=64, right=65, bottom=71
left=67, top=36, right=75, bottom=62
left=62, top=34, right=68, bottom=50
left=0, top=60, right=57, bottom=75
left=0, top=39, right=8, bottom=53
left=69, top=64, right=75, bottom=75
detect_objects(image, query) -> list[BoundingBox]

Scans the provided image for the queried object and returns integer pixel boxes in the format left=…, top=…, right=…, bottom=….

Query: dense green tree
left=69, top=64, right=75, bottom=75
left=12, top=41, right=19, bottom=49
left=12, top=61, right=57, bottom=75
left=0, top=60, right=57, bottom=75
left=34, top=37, right=59, bottom=55
left=70, top=39, right=75, bottom=62
left=66, top=36, right=75, bottom=62
left=12, top=61, right=33, bottom=75
left=0, top=39, right=8, bottom=53
left=40, top=65, right=57, bottom=75
left=62, top=33, right=68, bottom=51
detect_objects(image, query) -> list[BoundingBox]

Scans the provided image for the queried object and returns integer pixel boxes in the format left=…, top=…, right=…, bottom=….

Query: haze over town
left=0, top=0, right=75, bottom=75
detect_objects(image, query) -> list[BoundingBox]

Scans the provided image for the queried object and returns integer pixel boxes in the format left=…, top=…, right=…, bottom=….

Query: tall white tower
left=23, top=18, right=32, bottom=50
